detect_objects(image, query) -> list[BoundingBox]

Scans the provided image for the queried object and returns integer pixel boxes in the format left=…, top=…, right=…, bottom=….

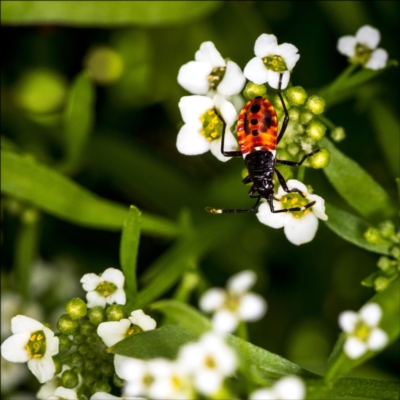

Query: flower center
left=279, top=193, right=310, bottom=218
left=171, top=375, right=182, bottom=390
left=225, top=294, right=240, bottom=312
left=200, top=108, right=224, bottom=142
left=353, top=43, right=373, bottom=65
left=262, top=55, right=287, bottom=72
left=354, top=321, right=371, bottom=342
left=204, top=355, right=217, bottom=369
left=207, top=66, right=226, bottom=90
left=96, top=281, right=117, bottom=297
left=142, top=373, right=154, bottom=387
left=25, top=330, right=46, bottom=359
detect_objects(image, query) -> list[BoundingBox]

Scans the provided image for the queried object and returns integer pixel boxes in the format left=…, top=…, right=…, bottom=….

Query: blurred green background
left=1, top=1, right=399, bottom=393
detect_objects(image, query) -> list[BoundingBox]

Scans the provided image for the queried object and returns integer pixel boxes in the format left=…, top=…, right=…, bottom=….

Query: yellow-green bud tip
left=306, top=95, right=325, bottom=115
left=286, top=86, right=307, bottom=106
left=310, top=148, right=330, bottom=169
left=243, top=82, right=267, bottom=101
left=306, top=120, right=327, bottom=141
left=331, top=126, right=346, bottom=142
left=65, top=297, right=87, bottom=320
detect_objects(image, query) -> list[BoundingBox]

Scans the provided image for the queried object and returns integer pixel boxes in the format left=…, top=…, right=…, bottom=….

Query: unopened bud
left=331, top=126, right=346, bottom=142
left=93, top=380, right=111, bottom=395
left=57, top=314, right=78, bottom=335
left=287, top=143, right=300, bottom=156
left=243, top=82, right=267, bottom=100
left=378, top=220, right=396, bottom=239
left=310, top=148, right=330, bottom=169
left=88, top=306, right=106, bottom=326
left=61, top=369, right=79, bottom=389
left=58, top=335, right=72, bottom=353
left=306, top=95, right=325, bottom=115
left=306, top=120, right=327, bottom=141
left=285, top=86, right=307, bottom=106
left=299, top=110, right=313, bottom=125
left=106, top=304, right=126, bottom=321
left=374, top=276, right=390, bottom=291
left=66, top=298, right=87, bottom=320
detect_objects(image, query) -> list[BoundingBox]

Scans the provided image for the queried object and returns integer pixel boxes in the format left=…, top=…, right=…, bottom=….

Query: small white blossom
left=81, top=267, right=126, bottom=308
left=256, top=179, right=327, bottom=245
left=98, top=309, right=156, bottom=347
left=178, top=332, right=237, bottom=396
left=199, top=270, right=267, bottom=333
left=337, top=25, right=388, bottom=70
left=244, top=33, right=300, bottom=89
left=176, top=94, right=238, bottom=162
left=250, top=376, right=305, bottom=400
left=47, top=386, right=78, bottom=400
left=1, top=315, right=59, bottom=383
left=178, top=41, right=245, bottom=97
left=339, top=303, right=388, bottom=359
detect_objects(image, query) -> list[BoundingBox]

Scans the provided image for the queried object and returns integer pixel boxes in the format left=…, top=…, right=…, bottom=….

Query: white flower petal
left=27, top=356, right=56, bottom=383
left=178, top=95, right=214, bottom=124
left=212, top=310, right=238, bottom=333
left=195, top=41, right=225, bottom=68
left=11, top=315, right=44, bottom=334
left=344, top=337, right=367, bottom=359
left=356, top=25, right=380, bottom=49
left=254, top=34, right=278, bottom=58
left=217, top=60, right=246, bottom=97
left=114, top=355, right=146, bottom=381
left=178, top=61, right=212, bottom=95
left=194, top=369, right=222, bottom=395
left=199, top=288, right=226, bottom=312
left=54, top=387, right=79, bottom=400
left=281, top=179, right=309, bottom=196
left=1, top=332, right=31, bottom=362
left=337, top=36, right=357, bottom=57
left=365, top=48, right=388, bottom=70
left=339, top=311, right=358, bottom=332
left=107, top=288, right=126, bottom=305
left=213, top=94, right=237, bottom=127
left=91, top=392, right=122, bottom=400
left=267, top=70, right=290, bottom=89
left=43, top=328, right=59, bottom=358
left=97, top=319, right=131, bottom=347
left=86, top=290, right=107, bottom=308
left=274, top=376, right=305, bottom=399
left=360, top=303, right=382, bottom=326
left=101, top=268, right=125, bottom=288
left=176, top=120, right=210, bottom=155
left=256, top=200, right=286, bottom=229
left=80, top=273, right=102, bottom=291
left=228, top=270, right=256, bottom=293
left=283, top=212, right=318, bottom=245
left=276, top=43, right=300, bottom=70
left=210, top=130, right=237, bottom=162
left=238, top=293, right=267, bottom=321
left=250, top=388, right=276, bottom=400
left=367, top=328, right=388, bottom=350
left=308, top=194, right=328, bottom=221
left=244, top=57, right=269, bottom=85
left=129, top=310, right=156, bottom=331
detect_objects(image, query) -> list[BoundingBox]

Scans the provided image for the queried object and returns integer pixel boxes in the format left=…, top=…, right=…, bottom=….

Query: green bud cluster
left=243, top=82, right=267, bottom=100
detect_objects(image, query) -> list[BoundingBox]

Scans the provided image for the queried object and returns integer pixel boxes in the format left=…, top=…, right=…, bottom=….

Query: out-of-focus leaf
left=1, top=150, right=179, bottom=237
left=1, top=1, right=222, bottom=27
left=325, top=278, right=400, bottom=383
left=325, top=203, right=391, bottom=255
left=321, top=137, right=396, bottom=222
left=59, top=72, right=94, bottom=175
left=120, top=206, right=141, bottom=302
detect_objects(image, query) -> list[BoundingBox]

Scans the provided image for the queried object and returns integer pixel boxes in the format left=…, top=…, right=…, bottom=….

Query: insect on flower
left=206, top=73, right=320, bottom=215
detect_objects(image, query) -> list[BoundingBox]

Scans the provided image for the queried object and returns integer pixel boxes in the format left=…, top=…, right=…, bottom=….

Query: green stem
left=236, top=321, right=248, bottom=341
left=320, top=64, right=359, bottom=97
left=297, top=166, right=306, bottom=182
left=316, top=114, right=336, bottom=130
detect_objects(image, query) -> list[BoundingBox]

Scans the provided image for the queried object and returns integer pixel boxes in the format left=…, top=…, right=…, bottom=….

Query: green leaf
left=325, top=203, right=391, bottom=255
left=1, top=1, right=222, bottom=27
left=58, top=72, right=94, bottom=176
left=1, top=149, right=179, bottom=237
left=325, top=278, right=400, bottom=383
left=120, top=206, right=141, bottom=302
left=321, top=137, right=396, bottom=222
left=111, top=324, right=197, bottom=360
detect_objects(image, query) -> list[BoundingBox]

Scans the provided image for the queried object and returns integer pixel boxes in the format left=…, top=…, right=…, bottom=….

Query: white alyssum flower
left=256, top=179, right=327, bottom=245
left=178, top=332, right=237, bottom=396
left=337, top=25, right=388, bottom=70
left=199, top=270, right=267, bottom=333
left=339, top=303, right=388, bottom=359
left=81, top=267, right=126, bottom=308
left=178, top=41, right=245, bottom=97
left=46, top=386, right=78, bottom=400
left=1, top=315, right=59, bottom=383
left=176, top=94, right=238, bottom=162
left=250, top=376, right=306, bottom=400
left=97, top=309, right=156, bottom=347
left=244, top=33, right=300, bottom=89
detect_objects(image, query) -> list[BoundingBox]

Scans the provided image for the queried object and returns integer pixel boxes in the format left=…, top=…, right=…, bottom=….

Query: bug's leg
left=276, top=149, right=320, bottom=167
left=220, top=119, right=242, bottom=157
left=242, top=175, right=252, bottom=184
left=276, top=73, right=289, bottom=145
left=274, top=168, right=308, bottom=198
left=248, top=184, right=259, bottom=198
left=206, top=196, right=261, bottom=214
left=268, top=194, right=316, bottom=213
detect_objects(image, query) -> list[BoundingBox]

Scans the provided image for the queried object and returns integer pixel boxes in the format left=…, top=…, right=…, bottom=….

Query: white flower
left=250, top=376, right=305, bottom=400
left=337, top=25, right=388, bottom=70
left=256, top=179, right=328, bottom=245
left=97, top=309, right=156, bottom=347
left=1, top=315, right=59, bottom=383
left=178, top=332, right=237, bottom=395
left=199, top=270, right=267, bottom=333
left=47, top=386, right=78, bottom=400
left=176, top=94, right=238, bottom=162
left=244, top=33, right=300, bottom=89
left=178, top=41, right=245, bottom=97
left=339, top=303, right=388, bottom=359
left=81, top=268, right=126, bottom=308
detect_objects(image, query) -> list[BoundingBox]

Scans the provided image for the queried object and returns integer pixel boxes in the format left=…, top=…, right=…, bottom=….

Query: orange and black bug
left=206, top=74, right=319, bottom=215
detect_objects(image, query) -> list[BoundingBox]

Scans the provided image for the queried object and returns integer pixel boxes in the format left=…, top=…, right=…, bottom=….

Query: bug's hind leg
left=206, top=196, right=261, bottom=214
left=268, top=194, right=316, bottom=213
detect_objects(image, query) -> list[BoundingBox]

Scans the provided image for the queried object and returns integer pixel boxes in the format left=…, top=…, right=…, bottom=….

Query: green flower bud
left=83, top=372, right=97, bottom=387
left=331, top=126, right=346, bottom=142
left=390, top=246, right=400, bottom=259
left=100, top=362, right=114, bottom=377
left=72, top=333, right=85, bottom=345
left=378, top=220, right=396, bottom=239
left=113, top=373, right=125, bottom=387
left=285, top=86, right=307, bottom=106
left=365, top=227, right=385, bottom=245
left=106, top=304, right=126, bottom=321
left=78, top=343, right=90, bottom=355
left=84, top=359, right=96, bottom=371
left=288, top=107, right=300, bottom=122
left=71, top=353, right=84, bottom=367
left=299, top=110, right=313, bottom=125
left=53, top=357, right=62, bottom=374
left=306, top=120, right=327, bottom=141
left=66, top=298, right=87, bottom=320
left=273, top=93, right=290, bottom=111
left=57, top=314, right=79, bottom=335
left=374, top=276, right=390, bottom=291
left=88, top=306, right=106, bottom=326
left=58, top=334, right=72, bottom=353
left=377, top=256, right=393, bottom=271
left=80, top=320, right=95, bottom=336
left=287, top=143, right=300, bottom=156
left=310, top=148, right=330, bottom=169
left=92, top=381, right=111, bottom=395
left=61, top=369, right=79, bottom=389
left=243, top=82, right=267, bottom=100
left=306, top=95, right=325, bottom=115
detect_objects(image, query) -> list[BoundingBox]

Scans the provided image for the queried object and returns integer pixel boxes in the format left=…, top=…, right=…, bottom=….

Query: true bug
left=206, top=73, right=319, bottom=215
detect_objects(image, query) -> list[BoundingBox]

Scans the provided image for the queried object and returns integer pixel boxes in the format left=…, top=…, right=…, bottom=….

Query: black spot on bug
left=250, top=118, right=258, bottom=125
left=251, top=104, right=261, bottom=113
left=262, top=112, right=272, bottom=128
left=255, top=96, right=262, bottom=99
left=252, top=129, right=259, bottom=136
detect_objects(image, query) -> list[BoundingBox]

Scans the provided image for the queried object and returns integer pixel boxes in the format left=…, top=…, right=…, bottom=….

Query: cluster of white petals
left=256, top=179, right=328, bottom=245
left=339, top=303, right=388, bottom=359
left=47, top=386, right=79, bottom=400
left=337, top=25, right=388, bottom=70
left=199, top=270, right=267, bottom=333
left=250, top=376, right=305, bottom=400
left=81, top=267, right=126, bottom=308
